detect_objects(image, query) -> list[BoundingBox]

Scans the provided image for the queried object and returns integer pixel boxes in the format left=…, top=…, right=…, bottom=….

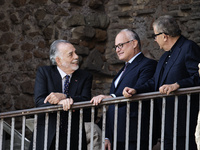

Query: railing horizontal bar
left=1, top=86, right=200, bottom=119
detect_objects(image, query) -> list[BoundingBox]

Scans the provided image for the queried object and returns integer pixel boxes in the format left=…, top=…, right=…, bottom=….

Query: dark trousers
left=114, top=141, right=148, bottom=150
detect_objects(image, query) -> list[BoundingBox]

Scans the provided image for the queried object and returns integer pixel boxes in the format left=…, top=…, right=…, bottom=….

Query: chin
left=72, top=65, right=79, bottom=71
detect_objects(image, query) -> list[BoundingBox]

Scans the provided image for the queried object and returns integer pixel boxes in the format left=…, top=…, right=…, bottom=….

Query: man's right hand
left=105, top=139, right=111, bottom=150
left=44, top=92, right=66, bottom=104
left=123, top=87, right=136, bottom=98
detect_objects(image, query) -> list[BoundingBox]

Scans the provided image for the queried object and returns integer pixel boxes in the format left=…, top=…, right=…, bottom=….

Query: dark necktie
left=60, top=75, right=70, bottom=134
left=121, top=62, right=129, bottom=77
left=64, top=75, right=70, bottom=98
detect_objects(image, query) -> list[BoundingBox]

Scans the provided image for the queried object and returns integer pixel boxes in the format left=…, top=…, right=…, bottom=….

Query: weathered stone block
left=71, top=26, right=95, bottom=39
left=23, top=52, right=32, bottom=61
left=21, top=43, right=34, bottom=51
left=10, top=13, right=20, bottom=24
left=43, top=27, right=53, bottom=40
left=68, top=0, right=82, bottom=5
left=74, top=45, right=90, bottom=56
left=29, top=0, right=48, bottom=4
left=89, top=0, right=103, bottom=9
left=14, top=95, right=34, bottom=110
left=85, top=13, right=100, bottom=27
left=118, top=0, right=132, bottom=5
left=21, top=81, right=34, bottom=94
left=0, top=33, right=15, bottom=45
left=33, top=50, right=49, bottom=59
left=0, top=0, right=5, bottom=5
left=85, top=13, right=109, bottom=29
left=0, top=21, right=9, bottom=32
left=51, top=0, right=63, bottom=3
left=12, top=0, right=26, bottom=7
left=95, top=29, right=107, bottom=41
left=66, top=14, right=85, bottom=27
left=0, top=83, right=5, bottom=94
left=34, top=9, right=46, bottom=21
left=83, top=49, right=104, bottom=72
left=98, top=14, right=110, bottom=29
left=0, top=46, right=8, bottom=54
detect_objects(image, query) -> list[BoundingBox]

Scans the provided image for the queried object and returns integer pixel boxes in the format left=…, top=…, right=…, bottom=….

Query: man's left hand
left=159, top=83, right=180, bottom=95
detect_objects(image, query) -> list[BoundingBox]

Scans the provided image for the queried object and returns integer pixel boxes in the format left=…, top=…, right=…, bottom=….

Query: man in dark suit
left=91, top=29, right=157, bottom=150
left=29, top=40, right=92, bottom=150
left=123, top=15, right=200, bottom=150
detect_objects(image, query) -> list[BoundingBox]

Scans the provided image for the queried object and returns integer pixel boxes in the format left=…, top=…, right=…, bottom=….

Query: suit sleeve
left=134, top=60, right=157, bottom=93
left=34, top=67, right=54, bottom=107
left=177, top=42, right=200, bottom=88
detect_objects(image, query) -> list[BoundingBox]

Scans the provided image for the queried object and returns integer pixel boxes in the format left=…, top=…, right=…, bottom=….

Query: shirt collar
left=57, top=66, right=72, bottom=79
left=127, top=52, right=141, bottom=64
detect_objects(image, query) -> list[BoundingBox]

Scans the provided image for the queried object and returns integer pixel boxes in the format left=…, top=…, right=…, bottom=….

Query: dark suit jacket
left=135, top=36, right=200, bottom=149
left=106, top=53, right=157, bottom=143
left=30, top=65, right=93, bottom=150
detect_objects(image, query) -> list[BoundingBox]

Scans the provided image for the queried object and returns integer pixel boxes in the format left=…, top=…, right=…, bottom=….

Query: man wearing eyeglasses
left=91, top=29, right=157, bottom=150
left=123, top=15, right=200, bottom=150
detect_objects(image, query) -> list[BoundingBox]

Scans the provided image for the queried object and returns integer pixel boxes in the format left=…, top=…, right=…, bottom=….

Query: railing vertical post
left=10, top=117, right=15, bottom=150
left=90, top=107, right=95, bottom=150
left=33, top=114, right=38, bottom=150
left=137, top=101, right=142, bottom=150
left=148, top=99, right=154, bottom=150
left=79, top=108, right=83, bottom=150
left=125, top=102, right=130, bottom=150
left=101, top=105, right=106, bottom=150
left=173, top=96, right=178, bottom=150
left=21, top=116, right=26, bottom=150
left=44, top=113, right=49, bottom=150
left=161, top=97, right=166, bottom=150
left=113, top=104, right=118, bottom=150
left=55, top=111, right=60, bottom=150
left=185, top=94, right=191, bottom=150
left=67, top=110, right=72, bottom=150
left=0, top=119, right=3, bottom=150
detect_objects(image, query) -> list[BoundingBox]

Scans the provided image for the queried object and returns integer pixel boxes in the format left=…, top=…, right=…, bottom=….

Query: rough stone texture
left=0, top=0, right=200, bottom=140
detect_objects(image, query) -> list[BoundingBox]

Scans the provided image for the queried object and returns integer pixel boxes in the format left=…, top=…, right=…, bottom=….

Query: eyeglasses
left=114, top=40, right=134, bottom=50
left=152, top=32, right=168, bottom=39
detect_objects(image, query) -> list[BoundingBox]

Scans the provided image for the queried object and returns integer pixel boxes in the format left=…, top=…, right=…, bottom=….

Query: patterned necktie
left=64, top=75, right=70, bottom=97
left=60, top=75, right=70, bottom=134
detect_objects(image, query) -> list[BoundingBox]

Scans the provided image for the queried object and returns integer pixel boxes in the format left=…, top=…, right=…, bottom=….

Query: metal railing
left=0, top=86, right=200, bottom=150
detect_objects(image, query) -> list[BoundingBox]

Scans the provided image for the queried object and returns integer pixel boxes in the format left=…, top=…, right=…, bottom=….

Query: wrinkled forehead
left=57, top=43, right=75, bottom=53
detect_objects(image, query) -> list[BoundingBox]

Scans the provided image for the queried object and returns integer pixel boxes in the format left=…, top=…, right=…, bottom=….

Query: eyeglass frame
left=152, top=32, right=168, bottom=39
left=114, top=40, right=134, bottom=51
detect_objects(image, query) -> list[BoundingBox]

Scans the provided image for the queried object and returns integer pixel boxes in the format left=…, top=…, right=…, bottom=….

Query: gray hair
left=119, top=29, right=142, bottom=50
left=153, top=15, right=181, bottom=37
left=49, top=40, right=70, bottom=65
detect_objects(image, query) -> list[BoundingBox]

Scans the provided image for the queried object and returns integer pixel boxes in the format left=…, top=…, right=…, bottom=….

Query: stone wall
left=0, top=0, right=200, bottom=112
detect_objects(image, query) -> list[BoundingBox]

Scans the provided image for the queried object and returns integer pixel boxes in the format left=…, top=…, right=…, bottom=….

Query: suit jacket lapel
left=155, top=52, right=168, bottom=89
left=69, top=70, right=79, bottom=99
left=51, top=66, right=62, bottom=93
left=159, top=36, right=184, bottom=86
left=115, top=53, right=143, bottom=90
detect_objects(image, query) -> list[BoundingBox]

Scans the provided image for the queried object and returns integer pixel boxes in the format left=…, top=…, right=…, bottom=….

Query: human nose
left=74, top=52, right=78, bottom=59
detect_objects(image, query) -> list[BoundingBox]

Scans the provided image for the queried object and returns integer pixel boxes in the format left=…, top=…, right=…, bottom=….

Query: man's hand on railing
left=198, top=63, right=200, bottom=76
left=58, top=98, right=73, bottom=111
left=90, top=95, right=112, bottom=105
left=123, top=87, right=136, bottom=98
left=159, top=83, right=180, bottom=95
left=44, top=92, right=66, bottom=104
left=105, top=139, right=111, bottom=150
